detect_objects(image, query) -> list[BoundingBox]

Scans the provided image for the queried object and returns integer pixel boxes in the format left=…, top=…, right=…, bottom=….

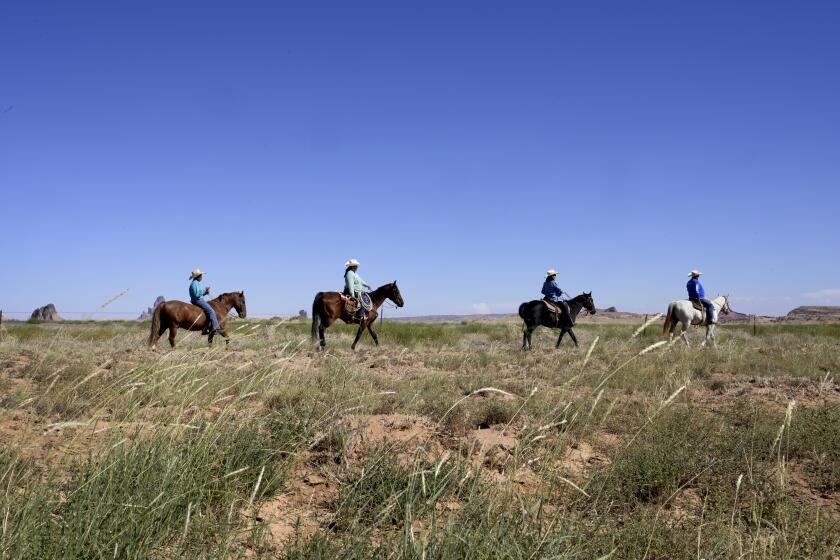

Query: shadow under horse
left=519, top=292, right=596, bottom=349
left=311, top=282, right=404, bottom=350
left=148, top=291, right=247, bottom=349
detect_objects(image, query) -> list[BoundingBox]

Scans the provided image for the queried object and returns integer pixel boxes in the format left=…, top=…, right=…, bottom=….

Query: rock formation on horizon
left=30, top=304, right=62, bottom=321
left=298, top=309, right=307, bottom=318
left=138, top=296, right=166, bottom=320
left=784, top=306, right=840, bottom=321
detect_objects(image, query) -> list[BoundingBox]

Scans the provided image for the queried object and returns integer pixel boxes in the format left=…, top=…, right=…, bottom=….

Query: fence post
left=753, top=314, right=757, bottom=337
left=643, top=314, right=648, bottom=337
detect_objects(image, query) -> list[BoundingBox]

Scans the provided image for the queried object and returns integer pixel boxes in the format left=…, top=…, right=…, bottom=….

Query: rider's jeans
left=701, top=298, right=715, bottom=321
left=193, top=299, right=221, bottom=330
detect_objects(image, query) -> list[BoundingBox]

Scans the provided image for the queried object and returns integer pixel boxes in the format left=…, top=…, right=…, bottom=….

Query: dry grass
left=1, top=319, right=839, bottom=558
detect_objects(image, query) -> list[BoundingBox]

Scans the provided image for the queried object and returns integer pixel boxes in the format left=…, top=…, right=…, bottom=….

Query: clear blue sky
left=2, top=1, right=838, bottom=319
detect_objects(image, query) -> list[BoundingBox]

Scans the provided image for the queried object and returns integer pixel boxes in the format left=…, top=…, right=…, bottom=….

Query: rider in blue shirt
left=687, top=270, right=716, bottom=323
left=189, top=268, right=222, bottom=338
left=542, top=269, right=572, bottom=323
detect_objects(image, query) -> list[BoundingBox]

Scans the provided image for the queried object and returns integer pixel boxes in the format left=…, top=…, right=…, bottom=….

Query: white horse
left=662, top=295, right=731, bottom=347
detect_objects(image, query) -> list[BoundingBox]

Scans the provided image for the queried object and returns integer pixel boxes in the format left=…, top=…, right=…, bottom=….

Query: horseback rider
left=344, top=259, right=371, bottom=320
left=541, top=269, right=572, bottom=323
left=189, top=268, right=222, bottom=340
left=687, top=270, right=716, bottom=324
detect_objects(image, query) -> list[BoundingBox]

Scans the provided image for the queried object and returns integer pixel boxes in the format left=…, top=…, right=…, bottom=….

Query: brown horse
left=148, top=291, right=247, bottom=349
left=311, top=282, right=404, bottom=350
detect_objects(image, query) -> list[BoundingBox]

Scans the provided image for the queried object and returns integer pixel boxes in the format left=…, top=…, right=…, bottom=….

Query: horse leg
left=168, top=324, right=178, bottom=348
left=367, top=323, right=380, bottom=346
left=706, top=324, right=717, bottom=348
left=150, top=321, right=167, bottom=350
left=556, top=329, right=566, bottom=348
left=679, top=321, right=690, bottom=347
left=524, top=325, right=536, bottom=350
left=522, top=324, right=532, bottom=350
left=567, top=328, right=579, bottom=348
left=351, top=324, right=365, bottom=351
left=668, top=318, right=679, bottom=344
left=318, top=325, right=326, bottom=350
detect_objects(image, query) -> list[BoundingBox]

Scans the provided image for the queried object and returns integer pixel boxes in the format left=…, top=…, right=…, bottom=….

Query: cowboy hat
left=688, top=270, right=702, bottom=277
left=546, top=269, right=558, bottom=278
left=345, top=259, right=360, bottom=268
left=189, top=268, right=204, bottom=279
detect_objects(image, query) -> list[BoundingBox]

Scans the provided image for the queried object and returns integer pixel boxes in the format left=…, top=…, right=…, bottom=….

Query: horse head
left=232, top=291, right=247, bottom=318
left=720, top=294, right=731, bottom=315
left=389, top=281, right=405, bottom=308
left=582, top=291, right=596, bottom=315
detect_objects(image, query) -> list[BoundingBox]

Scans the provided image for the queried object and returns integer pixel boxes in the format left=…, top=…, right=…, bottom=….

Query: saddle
left=542, top=297, right=567, bottom=325
left=689, top=298, right=709, bottom=325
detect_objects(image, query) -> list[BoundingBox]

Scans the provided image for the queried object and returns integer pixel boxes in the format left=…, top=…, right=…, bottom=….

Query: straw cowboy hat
left=345, top=259, right=360, bottom=268
left=189, top=268, right=204, bottom=279
left=546, top=269, right=558, bottom=278
left=688, top=270, right=702, bottom=277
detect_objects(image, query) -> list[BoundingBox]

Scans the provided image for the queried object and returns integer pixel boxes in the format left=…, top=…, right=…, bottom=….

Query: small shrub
left=598, top=408, right=716, bottom=504
left=789, top=403, right=840, bottom=491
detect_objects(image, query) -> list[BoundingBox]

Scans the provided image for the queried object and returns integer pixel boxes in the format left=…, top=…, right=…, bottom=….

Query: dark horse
left=148, top=292, right=247, bottom=349
left=311, top=282, right=404, bottom=350
left=519, top=292, right=596, bottom=349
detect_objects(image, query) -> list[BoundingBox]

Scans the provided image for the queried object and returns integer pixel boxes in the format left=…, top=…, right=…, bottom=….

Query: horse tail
left=311, top=293, right=323, bottom=341
left=662, top=303, right=673, bottom=336
left=148, top=302, right=164, bottom=346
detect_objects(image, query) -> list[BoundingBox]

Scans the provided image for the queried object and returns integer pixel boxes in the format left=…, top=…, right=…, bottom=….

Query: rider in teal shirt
left=343, top=259, right=371, bottom=320
left=189, top=268, right=221, bottom=336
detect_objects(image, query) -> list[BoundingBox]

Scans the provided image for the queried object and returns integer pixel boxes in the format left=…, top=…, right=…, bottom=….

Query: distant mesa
left=718, top=309, right=750, bottom=323
left=603, top=306, right=618, bottom=313
left=784, top=306, right=840, bottom=321
left=138, top=296, right=166, bottom=320
left=31, top=304, right=62, bottom=321
left=298, top=309, right=307, bottom=319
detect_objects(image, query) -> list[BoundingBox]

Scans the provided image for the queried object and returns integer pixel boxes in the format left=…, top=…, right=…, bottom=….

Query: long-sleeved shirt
left=541, top=279, right=564, bottom=302
left=344, top=269, right=370, bottom=297
left=189, top=279, right=207, bottom=303
left=686, top=278, right=705, bottom=300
